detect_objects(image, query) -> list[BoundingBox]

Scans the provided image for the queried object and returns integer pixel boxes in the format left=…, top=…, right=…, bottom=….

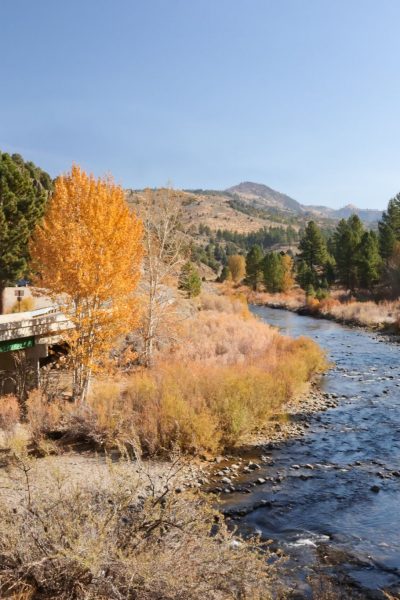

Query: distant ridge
left=226, top=181, right=383, bottom=224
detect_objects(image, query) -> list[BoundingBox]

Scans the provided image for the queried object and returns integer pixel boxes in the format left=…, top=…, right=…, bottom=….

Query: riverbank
left=246, top=288, right=400, bottom=336
left=205, top=381, right=338, bottom=495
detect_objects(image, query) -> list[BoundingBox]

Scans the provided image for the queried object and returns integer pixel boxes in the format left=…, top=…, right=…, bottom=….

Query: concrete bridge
left=0, top=307, right=72, bottom=393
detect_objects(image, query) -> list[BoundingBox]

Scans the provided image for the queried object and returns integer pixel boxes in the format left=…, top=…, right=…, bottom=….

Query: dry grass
left=0, top=396, right=20, bottom=431
left=0, top=451, right=275, bottom=599
left=319, top=297, right=400, bottom=327
left=23, top=295, right=327, bottom=456
left=247, top=288, right=306, bottom=311
left=248, top=287, right=400, bottom=328
left=0, top=292, right=327, bottom=461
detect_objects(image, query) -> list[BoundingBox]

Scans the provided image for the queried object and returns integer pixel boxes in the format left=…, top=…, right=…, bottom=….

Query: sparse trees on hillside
left=0, top=151, right=52, bottom=313
left=228, top=254, right=246, bottom=284
left=30, top=166, right=143, bottom=402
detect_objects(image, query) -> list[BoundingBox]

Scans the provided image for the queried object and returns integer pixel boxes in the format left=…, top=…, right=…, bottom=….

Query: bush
left=0, top=396, right=20, bottom=431
left=0, top=456, right=274, bottom=599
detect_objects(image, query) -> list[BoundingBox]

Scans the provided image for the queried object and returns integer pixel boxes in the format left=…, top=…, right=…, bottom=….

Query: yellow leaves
left=31, top=166, right=142, bottom=302
left=30, top=166, right=143, bottom=395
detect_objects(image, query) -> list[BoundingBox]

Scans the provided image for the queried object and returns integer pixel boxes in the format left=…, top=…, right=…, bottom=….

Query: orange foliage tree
left=30, top=166, right=143, bottom=402
left=228, top=255, right=246, bottom=284
left=281, top=254, right=295, bottom=292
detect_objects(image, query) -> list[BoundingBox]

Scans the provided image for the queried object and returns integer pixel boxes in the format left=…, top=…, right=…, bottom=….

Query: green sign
left=0, top=336, right=35, bottom=353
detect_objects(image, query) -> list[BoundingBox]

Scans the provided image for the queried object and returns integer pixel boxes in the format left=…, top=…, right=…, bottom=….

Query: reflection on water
left=220, top=307, right=400, bottom=598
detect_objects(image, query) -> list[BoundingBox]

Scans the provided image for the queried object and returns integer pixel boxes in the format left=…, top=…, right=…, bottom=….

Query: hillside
left=126, top=182, right=382, bottom=237
left=227, top=181, right=383, bottom=224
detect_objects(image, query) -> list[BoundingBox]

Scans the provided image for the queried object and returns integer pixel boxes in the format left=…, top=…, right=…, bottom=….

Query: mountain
left=226, top=182, right=383, bottom=224
left=126, top=181, right=383, bottom=239
left=226, top=182, right=303, bottom=214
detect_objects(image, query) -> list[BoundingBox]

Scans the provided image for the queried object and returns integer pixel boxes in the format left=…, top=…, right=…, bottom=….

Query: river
left=220, top=306, right=400, bottom=598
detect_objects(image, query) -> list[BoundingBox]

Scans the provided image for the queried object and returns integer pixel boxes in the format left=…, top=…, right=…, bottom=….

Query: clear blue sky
left=1, top=0, right=400, bottom=209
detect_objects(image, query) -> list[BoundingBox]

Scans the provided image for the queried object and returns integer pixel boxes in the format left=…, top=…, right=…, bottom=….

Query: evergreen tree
left=217, top=265, right=231, bottom=283
left=298, top=221, right=328, bottom=272
left=0, top=151, right=52, bottom=312
left=297, top=221, right=329, bottom=290
left=358, top=231, right=382, bottom=288
left=333, top=215, right=364, bottom=290
left=245, top=244, right=264, bottom=290
left=178, top=261, right=202, bottom=298
left=296, top=260, right=317, bottom=290
left=379, top=193, right=400, bottom=260
left=263, top=252, right=284, bottom=293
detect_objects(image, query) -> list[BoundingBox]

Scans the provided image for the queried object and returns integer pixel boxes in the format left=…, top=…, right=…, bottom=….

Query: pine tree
left=379, top=193, right=400, bottom=260
left=245, top=245, right=264, bottom=290
left=217, top=265, right=231, bottom=283
left=297, top=221, right=329, bottom=290
left=263, top=252, right=284, bottom=293
left=298, top=221, right=328, bottom=272
left=358, top=231, right=382, bottom=289
left=333, top=215, right=364, bottom=290
left=0, top=151, right=52, bottom=312
left=178, top=261, right=202, bottom=298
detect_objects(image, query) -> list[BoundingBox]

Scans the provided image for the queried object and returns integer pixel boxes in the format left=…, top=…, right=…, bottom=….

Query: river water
left=220, top=307, right=400, bottom=598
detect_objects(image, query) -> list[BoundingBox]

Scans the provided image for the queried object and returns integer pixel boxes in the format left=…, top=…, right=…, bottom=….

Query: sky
left=1, top=0, right=400, bottom=209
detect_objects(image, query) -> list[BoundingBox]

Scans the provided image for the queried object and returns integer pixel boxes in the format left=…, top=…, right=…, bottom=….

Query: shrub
left=9, top=296, right=35, bottom=313
left=0, top=396, right=20, bottom=431
left=0, top=456, right=274, bottom=599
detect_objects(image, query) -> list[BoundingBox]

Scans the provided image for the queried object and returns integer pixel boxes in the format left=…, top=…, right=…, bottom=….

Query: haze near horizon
left=1, top=0, right=400, bottom=210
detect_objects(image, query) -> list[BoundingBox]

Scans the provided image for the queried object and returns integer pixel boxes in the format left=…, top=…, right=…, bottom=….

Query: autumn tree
left=0, top=151, right=52, bottom=313
left=281, top=254, right=295, bottom=292
left=227, top=254, right=246, bottom=284
left=140, top=188, right=185, bottom=367
left=30, top=166, right=143, bottom=402
left=178, top=261, right=201, bottom=298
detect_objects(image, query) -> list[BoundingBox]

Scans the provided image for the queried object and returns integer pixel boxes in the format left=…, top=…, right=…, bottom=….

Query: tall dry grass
left=25, top=294, right=327, bottom=456
left=248, top=287, right=400, bottom=328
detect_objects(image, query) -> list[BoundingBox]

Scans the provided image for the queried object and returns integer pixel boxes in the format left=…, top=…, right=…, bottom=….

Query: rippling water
left=220, top=307, right=400, bottom=598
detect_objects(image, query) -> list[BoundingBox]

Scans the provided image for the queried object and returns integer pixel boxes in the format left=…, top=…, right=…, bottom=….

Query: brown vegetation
left=19, top=294, right=327, bottom=457
left=248, top=288, right=400, bottom=329
left=0, top=452, right=275, bottom=599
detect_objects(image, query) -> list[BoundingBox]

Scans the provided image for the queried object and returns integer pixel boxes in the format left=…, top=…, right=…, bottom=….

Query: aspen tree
left=30, top=166, right=143, bottom=401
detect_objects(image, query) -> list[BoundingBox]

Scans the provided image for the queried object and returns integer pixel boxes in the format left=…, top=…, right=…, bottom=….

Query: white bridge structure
left=0, top=306, right=73, bottom=392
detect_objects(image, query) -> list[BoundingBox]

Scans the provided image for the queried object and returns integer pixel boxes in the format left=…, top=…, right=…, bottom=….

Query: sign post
left=14, top=288, right=25, bottom=312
